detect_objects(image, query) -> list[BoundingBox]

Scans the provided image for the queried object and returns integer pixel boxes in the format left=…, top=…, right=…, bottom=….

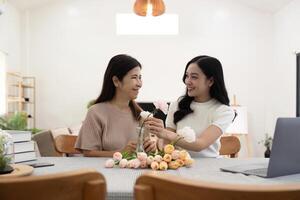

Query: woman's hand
left=144, top=117, right=165, bottom=138
left=143, top=135, right=157, bottom=152
left=122, top=140, right=137, bottom=152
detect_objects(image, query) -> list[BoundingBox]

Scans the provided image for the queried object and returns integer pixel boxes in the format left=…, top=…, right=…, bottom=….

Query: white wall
left=0, top=2, right=21, bottom=72
left=20, top=0, right=275, bottom=156
left=265, top=0, right=300, bottom=143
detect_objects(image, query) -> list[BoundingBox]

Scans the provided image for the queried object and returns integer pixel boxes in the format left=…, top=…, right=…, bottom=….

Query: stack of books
left=6, top=130, right=37, bottom=163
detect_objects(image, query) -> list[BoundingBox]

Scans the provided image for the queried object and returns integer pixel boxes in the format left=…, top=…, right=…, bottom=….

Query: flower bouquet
left=105, top=144, right=194, bottom=170
left=105, top=126, right=196, bottom=170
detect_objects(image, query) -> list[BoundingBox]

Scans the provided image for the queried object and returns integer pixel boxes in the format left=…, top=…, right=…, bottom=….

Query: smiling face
left=184, top=63, right=213, bottom=100
left=113, top=66, right=142, bottom=100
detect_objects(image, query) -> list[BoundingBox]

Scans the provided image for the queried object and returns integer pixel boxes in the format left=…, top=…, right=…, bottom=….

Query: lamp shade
left=151, top=0, right=165, bottom=16
left=133, top=0, right=165, bottom=17
left=226, top=106, right=248, bottom=134
left=133, top=0, right=148, bottom=16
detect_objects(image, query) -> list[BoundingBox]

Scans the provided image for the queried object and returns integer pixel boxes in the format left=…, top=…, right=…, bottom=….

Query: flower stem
left=171, top=136, right=184, bottom=146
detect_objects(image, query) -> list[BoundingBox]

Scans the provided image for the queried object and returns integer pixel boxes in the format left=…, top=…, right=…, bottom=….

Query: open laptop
left=221, top=118, right=300, bottom=178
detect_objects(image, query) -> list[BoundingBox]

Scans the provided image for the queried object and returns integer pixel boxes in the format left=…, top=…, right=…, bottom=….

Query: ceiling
left=7, top=0, right=294, bottom=13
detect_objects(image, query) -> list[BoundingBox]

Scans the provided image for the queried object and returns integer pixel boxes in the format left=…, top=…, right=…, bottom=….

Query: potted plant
left=0, top=112, right=28, bottom=130
left=259, top=133, right=273, bottom=158
left=0, top=112, right=42, bottom=134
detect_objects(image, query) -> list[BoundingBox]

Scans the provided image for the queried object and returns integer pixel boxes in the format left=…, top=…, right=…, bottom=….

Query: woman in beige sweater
left=75, top=54, right=157, bottom=157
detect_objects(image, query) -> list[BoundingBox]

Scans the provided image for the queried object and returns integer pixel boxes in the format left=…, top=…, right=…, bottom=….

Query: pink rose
left=184, top=158, right=194, bottom=168
left=105, top=159, right=115, bottom=168
left=140, top=160, right=148, bottom=168
left=119, top=159, right=128, bottom=168
left=151, top=161, right=159, bottom=170
left=179, top=150, right=188, bottom=160
left=146, top=156, right=154, bottom=165
left=159, top=161, right=168, bottom=170
left=154, top=155, right=163, bottom=162
left=137, top=152, right=148, bottom=161
left=113, top=152, right=123, bottom=161
left=132, top=159, right=141, bottom=169
left=171, top=150, right=180, bottom=160
left=163, top=154, right=172, bottom=163
left=168, top=161, right=180, bottom=169
left=154, top=101, right=169, bottom=114
left=126, top=160, right=133, bottom=168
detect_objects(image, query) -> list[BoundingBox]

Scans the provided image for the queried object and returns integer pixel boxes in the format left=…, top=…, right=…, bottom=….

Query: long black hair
left=94, top=54, right=142, bottom=119
left=173, top=56, right=230, bottom=124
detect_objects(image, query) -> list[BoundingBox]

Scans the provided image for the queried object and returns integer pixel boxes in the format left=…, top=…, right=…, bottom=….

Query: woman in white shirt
left=145, top=55, right=235, bottom=157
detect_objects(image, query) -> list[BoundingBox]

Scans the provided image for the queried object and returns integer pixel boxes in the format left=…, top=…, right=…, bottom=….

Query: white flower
left=140, top=111, right=153, bottom=120
left=119, top=159, right=128, bottom=168
left=104, top=159, right=115, bottom=168
left=177, top=127, right=196, bottom=143
left=0, top=130, right=13, bottom=155
left=0, top=130, right=12, bottom=144
left=113, top=152, right=122, bottom=161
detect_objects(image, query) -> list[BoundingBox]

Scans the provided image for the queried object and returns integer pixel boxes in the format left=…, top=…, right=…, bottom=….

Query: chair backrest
left=0, top=169, right=106, bottom=200
left=219, top=135, right=241, bottom=158
left=54, top=134, right=81, bottom=156
left=32, top=130, right=63, bottom=156
left=134, top=172, right=300, bottom=200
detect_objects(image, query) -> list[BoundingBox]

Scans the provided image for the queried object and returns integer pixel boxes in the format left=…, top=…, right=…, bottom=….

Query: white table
left=29, top=157, right=300, bottom=200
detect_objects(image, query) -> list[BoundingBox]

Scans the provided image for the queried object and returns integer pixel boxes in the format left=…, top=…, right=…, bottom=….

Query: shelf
left=8, top=97, right=33, bottom=103
left=6, top=72, right=36, bottom=128
left=6, top=72, right=22, bottom=78
left=7, top=98, right=24, bottom=102
left=6, top=113, right=34, bottom=120
left=10, top=84, right=35, bottom=89
left=7, top=101, right=34, bottom=104
left=7, top=112, right=34, bottom=118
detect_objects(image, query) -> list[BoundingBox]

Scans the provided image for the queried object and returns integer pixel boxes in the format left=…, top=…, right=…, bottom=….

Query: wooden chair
left=219, top=135, right=241, bottom=158
left=135, top=172, right=300, bottom=200
left=54, top=134, right=81, bottom=156
left=32, top=130, right=63, bottom=156
left=0, top=169, right=106, bottom=200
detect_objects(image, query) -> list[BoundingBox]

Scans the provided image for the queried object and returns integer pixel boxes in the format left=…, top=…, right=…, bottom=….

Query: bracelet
left=172, top=135, right=184, bottom=146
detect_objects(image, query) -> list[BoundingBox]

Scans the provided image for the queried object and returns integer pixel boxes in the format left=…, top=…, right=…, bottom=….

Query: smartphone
left=28, top=162, right=55, bottom=168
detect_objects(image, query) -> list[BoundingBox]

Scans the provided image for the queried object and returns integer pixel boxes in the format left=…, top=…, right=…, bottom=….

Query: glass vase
left=136, top=127, right=145, bottom=153
left=264, top=146, right=271, bottom=158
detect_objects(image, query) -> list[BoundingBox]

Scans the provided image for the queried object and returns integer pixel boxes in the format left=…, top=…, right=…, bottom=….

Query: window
left=0, top=51, right=6, bottom=115
left=116, top=14, right=178, bottom=35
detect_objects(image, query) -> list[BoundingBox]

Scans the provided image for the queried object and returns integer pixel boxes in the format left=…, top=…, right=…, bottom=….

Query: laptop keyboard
left=244, top=168, right=267, bottom=176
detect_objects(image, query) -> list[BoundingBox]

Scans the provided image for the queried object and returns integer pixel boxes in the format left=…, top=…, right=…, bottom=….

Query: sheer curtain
left=0, top=51, right=6, bottom=115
